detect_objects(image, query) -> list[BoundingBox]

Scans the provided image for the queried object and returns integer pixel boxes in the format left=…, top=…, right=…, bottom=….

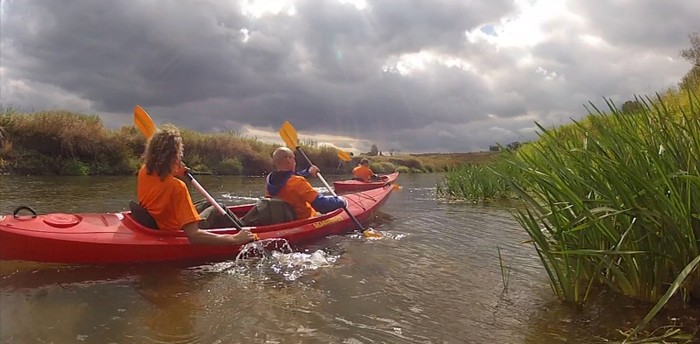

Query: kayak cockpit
left=121, top=207, right=346, bottom=236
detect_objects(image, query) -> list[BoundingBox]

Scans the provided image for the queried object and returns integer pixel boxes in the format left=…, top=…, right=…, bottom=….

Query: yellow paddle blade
left=278, top=121, right=299, bottom=148
left=337, top=150, right=352, bottom=162
left=392, top=183, right=401, bottom=191
left=134, top=105, right=156, bottom=138
left=362, top=228, right=382, bottom=238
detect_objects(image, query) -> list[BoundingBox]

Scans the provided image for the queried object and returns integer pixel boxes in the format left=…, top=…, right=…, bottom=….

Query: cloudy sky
left=1, top=0, right=698, bottom=153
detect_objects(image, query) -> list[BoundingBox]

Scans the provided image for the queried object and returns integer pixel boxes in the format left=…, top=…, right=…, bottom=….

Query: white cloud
left=241, top=0, right=296, bottom=18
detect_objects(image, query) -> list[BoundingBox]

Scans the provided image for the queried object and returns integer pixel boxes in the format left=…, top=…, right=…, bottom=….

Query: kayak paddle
left=133, top=105, right=245, bottom=230
left=278, top=121, right=382, bottom=238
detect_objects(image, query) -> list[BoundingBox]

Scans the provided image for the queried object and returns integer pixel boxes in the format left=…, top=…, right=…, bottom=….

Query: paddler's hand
left=308, top=165, right=320, bottom=177
left=173, top=162, right=190, bottom=177
left=231, top=229, right=256, bottom=245
left=173, top=162, right=194, bottom=184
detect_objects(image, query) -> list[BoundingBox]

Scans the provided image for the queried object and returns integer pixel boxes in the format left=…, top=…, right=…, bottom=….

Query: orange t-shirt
left=352, top=165, right=374, bottom=182
left=137, top=165, right=201, bottom=230
left=268, top=175, right=318, bottom=220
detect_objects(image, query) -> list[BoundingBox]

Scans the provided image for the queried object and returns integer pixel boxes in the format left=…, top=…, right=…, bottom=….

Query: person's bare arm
left=182, top=222, right=255, bottom=245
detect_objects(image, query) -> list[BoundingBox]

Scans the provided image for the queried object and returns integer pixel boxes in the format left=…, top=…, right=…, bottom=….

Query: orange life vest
left=352, top=165, right=374, bottom=182
left=267, top=175, right=319, bottom=220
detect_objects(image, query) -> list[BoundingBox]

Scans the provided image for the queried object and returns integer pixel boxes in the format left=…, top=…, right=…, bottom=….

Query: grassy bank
left=336, top=151, right=496, bottom=175
left=438, top=76, right=700, bottom=337
left=0, top=109, right=489, bottom=176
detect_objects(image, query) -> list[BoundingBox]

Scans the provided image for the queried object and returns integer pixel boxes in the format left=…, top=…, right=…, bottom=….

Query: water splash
left=236, top=238, right=295, bottom=259
left=209, top=238, right=340, bottom=282
left=269, top=250, right=338, bottom=281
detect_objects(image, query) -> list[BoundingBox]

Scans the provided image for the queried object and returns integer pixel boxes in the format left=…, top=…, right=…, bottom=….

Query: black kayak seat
left=128, top=200, right=159, bottom=230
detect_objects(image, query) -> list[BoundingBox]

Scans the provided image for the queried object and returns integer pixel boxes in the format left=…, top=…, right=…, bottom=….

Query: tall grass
left=509, top=92, right=700, bottom=306
left=437, top=157, right=519, bottom=201
left=180, top=129, right=275, bottom=175
left=438, top=88, right=700, bottom=337
left=0, top=111, right=134, bottom=175
left=336, top=153, right=497, bottom=174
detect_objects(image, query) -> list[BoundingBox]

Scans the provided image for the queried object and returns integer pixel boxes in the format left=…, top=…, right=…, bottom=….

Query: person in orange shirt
left=266, top=147, right=347, bottom=220
left=137, top=124, right=255, bottom=245
left=352, top=158, right=379, bottom=182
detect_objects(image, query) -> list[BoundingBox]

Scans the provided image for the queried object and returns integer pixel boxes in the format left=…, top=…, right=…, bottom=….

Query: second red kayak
left=333, top=172, right=400, bottom=193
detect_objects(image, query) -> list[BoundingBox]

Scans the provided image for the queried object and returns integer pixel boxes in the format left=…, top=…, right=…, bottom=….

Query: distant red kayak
left=0, top=185, right=394, bottom=264
left=333, top=172, right=400, bottom=192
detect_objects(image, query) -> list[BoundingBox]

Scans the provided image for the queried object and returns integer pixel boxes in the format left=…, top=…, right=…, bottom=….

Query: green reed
left=438, top=89, right=700, bottom=336
left=437, top=157, right=518, bottom=201
left=510, top=93, right=700, bottom=307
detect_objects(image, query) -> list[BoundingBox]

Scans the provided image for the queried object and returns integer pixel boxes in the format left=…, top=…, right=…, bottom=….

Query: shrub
left=61, top=159, right=90, bottom=176
left=389, top=157, right=423, bottom=170
left=370, top=161, right=396, bottom=173
left=396, top=166, right=410, bottom=173
left=190, top=163, right=212, bottom=175
left=216, top=157, right=243, bottom=175
left=13, top=152, right=59, bottom=175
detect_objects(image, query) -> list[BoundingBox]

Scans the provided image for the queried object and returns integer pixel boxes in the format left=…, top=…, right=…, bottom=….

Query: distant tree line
left=489, top=141, right=521, bottom=152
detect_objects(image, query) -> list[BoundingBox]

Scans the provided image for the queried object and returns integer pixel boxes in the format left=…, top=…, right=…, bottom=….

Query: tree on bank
left=368, top=144, right=379, bottom=156
left=680, top=32, right=700, bottom=90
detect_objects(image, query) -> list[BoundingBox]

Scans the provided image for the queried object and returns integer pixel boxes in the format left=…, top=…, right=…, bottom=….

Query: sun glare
left=241, top=0, right=296, bottom=18
left=382, top=51, right=473, bottom=76
left=580, top=34, right=605, bottom=48
left=240, top=28, right=250, bottom=43
left=465, top=0, right=572, bottom=49
left=337, top=0, right=368, bottom=10
left=243, top=125, right=365, bottom=153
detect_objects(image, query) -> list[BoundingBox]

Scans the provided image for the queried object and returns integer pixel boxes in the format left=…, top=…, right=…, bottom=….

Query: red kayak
left=333, top=172, right=400, bottom=193
left=0, top=185, right=393, bottom=264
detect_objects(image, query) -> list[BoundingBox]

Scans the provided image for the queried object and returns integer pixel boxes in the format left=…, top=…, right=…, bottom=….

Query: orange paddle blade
left=134, top=105, right=156, bottom=138
left=278, top=121, right=299, bottom=149
left=337, top=150, right=352, bottom=162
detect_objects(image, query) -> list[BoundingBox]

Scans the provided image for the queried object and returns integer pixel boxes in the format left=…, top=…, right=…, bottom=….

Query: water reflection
left=0, top=247, right=350, bottom=344
left=137, top=268, right=199, bottom=343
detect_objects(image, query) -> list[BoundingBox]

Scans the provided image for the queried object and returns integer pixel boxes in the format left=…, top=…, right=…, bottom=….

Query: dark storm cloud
left=2, top=1, right=247, bottom=107
left=1, top=0, right=697, bottom=153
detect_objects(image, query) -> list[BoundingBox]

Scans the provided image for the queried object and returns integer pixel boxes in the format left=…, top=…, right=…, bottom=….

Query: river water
left=0, top=174, right=697, bottom=343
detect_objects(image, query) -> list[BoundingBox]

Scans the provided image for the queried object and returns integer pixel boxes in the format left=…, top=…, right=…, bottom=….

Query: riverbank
left=0, top=110, right=495, bottom=176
